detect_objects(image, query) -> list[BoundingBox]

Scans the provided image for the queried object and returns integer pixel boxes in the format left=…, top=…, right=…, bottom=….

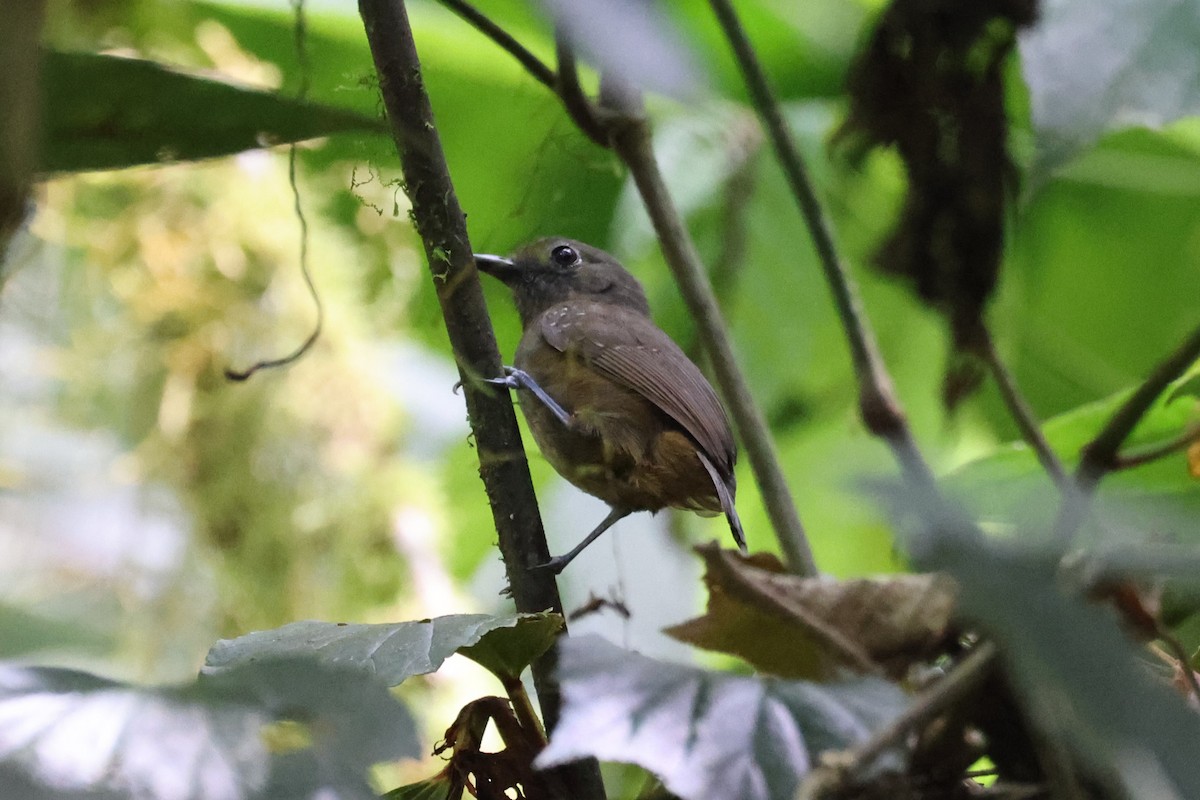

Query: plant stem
left=504, top=675, right=549, bottom=744
left=357, top=3, right=605, bottom=797
left=1079, top=323, right=1200, bottom=480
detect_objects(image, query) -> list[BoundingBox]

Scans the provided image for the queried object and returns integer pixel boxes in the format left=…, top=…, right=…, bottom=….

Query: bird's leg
left=534, top=506, right=631, bottom=575
left=486, top=366, right=572, bottom=427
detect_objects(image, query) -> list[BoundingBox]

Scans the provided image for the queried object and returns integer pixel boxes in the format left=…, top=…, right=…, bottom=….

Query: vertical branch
left=358, top=3, right=605, bottom=798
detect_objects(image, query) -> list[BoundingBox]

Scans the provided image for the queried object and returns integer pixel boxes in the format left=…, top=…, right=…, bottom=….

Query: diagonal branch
left=1079, top=323, right=1200, bottom=482
left=357, top=3, right=605, bottom=798
left=840, top=640, right=998, bottom=779
left=438, top=0, right=556, bottom=91
left=1112, top=421, right=1200, bottom=472
left=979, top=331, right=1068, bottom=488
left=705, top=0, right=939, bottom=497
left=554, top=28, right=608, bottom=147
left=604, top=89, right=818, bottom=576
left=1056, top=322, right=1200, bottom=543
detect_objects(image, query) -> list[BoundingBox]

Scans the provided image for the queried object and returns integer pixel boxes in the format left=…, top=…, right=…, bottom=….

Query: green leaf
left=205, top=612, right=563, bottom=685
left=194, top=0, right=621, bottom=252
left=947, top=378, right=1200, bottom=535
left=932, top=535, right=1200, bottom=797
left=382, top=777, right=454, bottom=800
left=0, top=658, right=419, bottom=800
left=39, top=50, right=385, bottom=173
left=537, top=636, right=909, bottom=800
left=1020, top=0, right=1200, bottom=175
left=458, top=613, right=564, bottom=681
left=0, top=602, right=110, bottom=659
left=1168, top=370, right=1200, bottom=403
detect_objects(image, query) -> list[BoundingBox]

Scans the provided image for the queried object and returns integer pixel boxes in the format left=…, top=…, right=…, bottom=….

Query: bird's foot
left=487, top=366, right=573, bottom=427
left=482, top=365, right=522, bottom=390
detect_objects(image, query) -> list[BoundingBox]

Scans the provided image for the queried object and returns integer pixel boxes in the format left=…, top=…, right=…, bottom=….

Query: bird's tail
left=698, top=452, right=747, bottom=553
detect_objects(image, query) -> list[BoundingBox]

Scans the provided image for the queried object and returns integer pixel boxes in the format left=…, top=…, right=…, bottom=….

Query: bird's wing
left=538, top=303, right=736, bottom=475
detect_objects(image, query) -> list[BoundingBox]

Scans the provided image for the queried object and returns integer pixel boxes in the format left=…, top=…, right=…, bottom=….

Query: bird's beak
left=474, top=253, right=520, bottom=283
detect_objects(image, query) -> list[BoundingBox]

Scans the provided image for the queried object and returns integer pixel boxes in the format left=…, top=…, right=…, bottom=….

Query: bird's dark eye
left=550, top=245, right=579, bottom=267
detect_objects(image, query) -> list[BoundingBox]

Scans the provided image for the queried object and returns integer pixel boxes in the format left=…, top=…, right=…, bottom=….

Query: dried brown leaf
left=666, top=544, right=958, bottom=679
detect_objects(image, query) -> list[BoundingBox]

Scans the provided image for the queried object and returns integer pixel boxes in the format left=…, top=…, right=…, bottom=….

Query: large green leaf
left=0, top=658, right=419, bottom=800
left=205, top=612, right=563, bottom=684
left=537, top=635, right=908, bottom=800
left=40, top=50, right=385, bottom=173
left=1020, top=0, right=1200, bottom=176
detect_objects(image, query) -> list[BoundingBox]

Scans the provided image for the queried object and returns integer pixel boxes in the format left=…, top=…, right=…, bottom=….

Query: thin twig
left=554, top=30, right=608, bottom=147
left=357, top=3, right=605, bottom=798
left=437, top=0, right=556, bottom=91
left=1056, top=322, right=1200, bottom=544
left=980, top=331, right=1068, bottom=487
left=705, top=0, right=939, bottom=496
left=224, top=144, right=324, bottom=381
left=682, top=120, right=759, bottom=360
left=1112, top=421, right=1200, bottom=471
left=225, top=0, right=324, bottom=382
left=1079, top=323, right=1200, bottom=480
left=1152, top=633, right=1200, bottom=703
left=843, top=641, right=998, bottom=775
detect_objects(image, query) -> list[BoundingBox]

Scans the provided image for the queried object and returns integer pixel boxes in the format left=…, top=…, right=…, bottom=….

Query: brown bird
left=475, top=237, right=746, bottom=573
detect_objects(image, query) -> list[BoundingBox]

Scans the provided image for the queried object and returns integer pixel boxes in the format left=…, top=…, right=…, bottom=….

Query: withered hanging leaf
left=666, top=544, right=958, bottom=679
left=424, top=696, right=546, bottom=800
left=835, top=0, right=1040, bottom=407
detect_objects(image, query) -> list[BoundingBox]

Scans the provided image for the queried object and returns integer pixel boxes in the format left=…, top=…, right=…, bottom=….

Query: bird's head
left=475, top=237, right=651, bottom=326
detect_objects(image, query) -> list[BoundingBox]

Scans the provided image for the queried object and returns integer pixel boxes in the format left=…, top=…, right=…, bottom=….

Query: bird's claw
left=483, top=366, right=522, bottom=389
left=529, top=556, right=568, bottom=576
left=455, top=367, right=519, bottom=394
